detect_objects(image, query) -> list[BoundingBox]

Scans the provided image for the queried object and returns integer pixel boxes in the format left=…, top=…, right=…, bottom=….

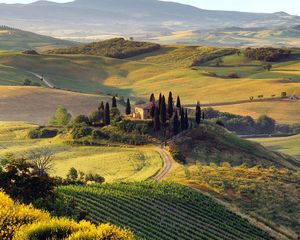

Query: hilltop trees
left=176, top=96, right=181, bottom=109
left=160, top=96, right=167, bottom=125
left=112, top=96, right=117, bottom=108
left=244, top=47, right=291, bottom=61
left=167, top=92, right=174, bottom=118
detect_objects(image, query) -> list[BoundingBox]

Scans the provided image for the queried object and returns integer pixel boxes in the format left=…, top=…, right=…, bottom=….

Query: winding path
left=152, top=146, right=173, bottom=181
left=30, top=72, right=54, bottom=88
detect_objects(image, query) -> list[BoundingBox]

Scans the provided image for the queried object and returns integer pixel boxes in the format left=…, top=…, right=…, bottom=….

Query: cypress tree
left=185, top=109, right=189, bottom=130
left=104, top=102, right=110, bottom=126
left=176, top=96, right=181, bottom=109
left=160, top=95, right=167, bottom=125
left=195, top=101, right=201, bottom=125
left=125, top=99, right=131, bottom=115
left=158, top=93, right=162, bottom=112
left=173, top=111, right=180, bottom=135
left=202, top=112, right=205, bottom=120
left=154, top=107, right=161, bottom=131
left=167, top=91, right=174, bottom=118
left=98, top=101, right=104, bottom=111
left=112, top=96, right=117, bottom=108
left=150, top=93, right=155, bottom=103
left=150, top=102, right=155, bottom=118
left=180, top=108, right=185, bottom=131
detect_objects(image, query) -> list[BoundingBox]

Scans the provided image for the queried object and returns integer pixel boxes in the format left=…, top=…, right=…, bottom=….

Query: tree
left=160, top=95, right=167, bottom=125
left=67, top=167, right=78, bottom=181
left=195, top=101, right=201, bottom=125
left=176, top=96, right=181, bottom=109
left=173, top=111, right=180, bottom=135
left=0, top=157, right=56, bottom=203
left=104, top=102, right=110, bottom=125
left=112, top=96, right=117, bottom=108
left=150, top=103, right=155, bottom=118
left=256, top=115, right=276, bottom=134
left=49, top=106, right=72, bottom=126
left=264, top=63, right=272, bottom=71
left=26, top=147, right=55, bottom=176
left=167, top=91, right=174, bottom=118
left=73, top=115, right=90, bottom=125
left=154, top=107, right=161, bottom=131
left=184, top=109, right=189, bottom=130
left=180, top=108, right=185, bottom=131
left=98, top=101, right=104, bottom=111
left=158, top=93, right=162, bottom=112
left=150, top=93, right=155, bottom=103
left=126, top=99, right=131, bottom=115
left=214, top=58, right=223, bottom=67
left=88, top=110, right=103, bottom=125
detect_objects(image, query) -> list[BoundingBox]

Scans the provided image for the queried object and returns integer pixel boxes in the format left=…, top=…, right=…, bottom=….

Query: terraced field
left=0, top=122, right=162, bottom=182
left=59, top=182, right=274, bottom=240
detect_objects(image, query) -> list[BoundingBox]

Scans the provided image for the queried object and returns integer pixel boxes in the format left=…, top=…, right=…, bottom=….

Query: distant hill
left=169, top=123, right=300, bottom=170
left=0, top=26, right=77, bottom=51
left=47, top=38, right=161, bottom=59
left=0, top=0, right=300, bottom=46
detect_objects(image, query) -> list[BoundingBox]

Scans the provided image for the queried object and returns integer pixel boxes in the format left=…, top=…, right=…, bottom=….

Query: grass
left=165, top=163, right=300, bottom=239
left=0, top=47, right=299, bottom=123
left=0, top=86, right=115, bottom=125
left=0, top=26, right=76, bottom=51
left=0, top=122, right=163, bottom=182
left=250, top=134, right=300, bottom=160
left=59, top=182, right=274, bottom=240
left=213, top=101, right=300, bottom=124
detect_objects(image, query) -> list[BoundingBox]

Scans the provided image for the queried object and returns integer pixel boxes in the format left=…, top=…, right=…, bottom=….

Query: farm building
left=133, top=102, right=154, bottom=120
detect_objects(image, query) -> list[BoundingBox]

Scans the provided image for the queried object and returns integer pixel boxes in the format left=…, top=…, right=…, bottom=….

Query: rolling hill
left=59, top=182, right=274, bottom=240
left=0, top=0, right=300, bottom=46
left=0, top=26, right=77, bottom=51
left=0, top=86, right=114, bottom=125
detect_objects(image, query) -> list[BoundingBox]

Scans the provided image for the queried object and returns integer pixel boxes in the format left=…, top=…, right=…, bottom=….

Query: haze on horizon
left=0, top=0, right=299, bottom=15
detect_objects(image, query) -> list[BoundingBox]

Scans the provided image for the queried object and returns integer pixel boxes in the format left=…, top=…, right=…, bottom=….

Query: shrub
left=85, top=173, right=105, bottom=184
left=91, top=130, right=109, bottom=140
left=0, top=191, right=50, bottom=240
left=71, top=126, right=92, bottom=139
left=227, top=73, right=240, bottom=78
left=22, top=49, right=39, bottom=55
left=28, top=128, right=58, bottom=139
left=73, top=115, right=90, bottom=126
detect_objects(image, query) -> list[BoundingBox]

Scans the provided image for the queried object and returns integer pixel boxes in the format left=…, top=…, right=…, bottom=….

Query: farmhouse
left=133, top=102, right=154, bottom=120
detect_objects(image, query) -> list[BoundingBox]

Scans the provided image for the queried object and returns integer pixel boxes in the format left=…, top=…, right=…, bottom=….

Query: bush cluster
left=244, top=47, right=291, bottom=61
left=28, top=128, right=58, bottom=139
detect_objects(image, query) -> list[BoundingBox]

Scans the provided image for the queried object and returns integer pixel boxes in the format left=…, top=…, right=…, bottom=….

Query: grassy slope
left=0, top=122, right=162, bottom=182
left=59, top=182, right=274, bottom=240
left=166, top=162, right=300, bottom=239
left=250, top=134, right=300, bottom=160
left=0, top=27, right=77, bottom=51
left=0, top=86, right=118, bottom=125
left=0, top=47, right=299, bottom=123
left=169, top=123, right=300, bottom=170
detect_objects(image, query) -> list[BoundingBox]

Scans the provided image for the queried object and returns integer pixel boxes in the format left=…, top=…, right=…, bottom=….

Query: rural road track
left=152, top=146, right=173, bottom=181
left=30, top=72, right=54, bottom=88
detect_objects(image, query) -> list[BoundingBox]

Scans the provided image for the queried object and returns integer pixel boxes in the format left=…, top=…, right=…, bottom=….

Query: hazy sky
left=0, top=0, right=299, bottom=15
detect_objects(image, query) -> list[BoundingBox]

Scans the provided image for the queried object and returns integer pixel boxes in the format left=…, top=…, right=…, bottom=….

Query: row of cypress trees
left=149, top=92, right=203, bottom=135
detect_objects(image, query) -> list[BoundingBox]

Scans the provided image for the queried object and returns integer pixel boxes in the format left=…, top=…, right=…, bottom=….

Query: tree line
left=244, top=47, right=291, bottom=62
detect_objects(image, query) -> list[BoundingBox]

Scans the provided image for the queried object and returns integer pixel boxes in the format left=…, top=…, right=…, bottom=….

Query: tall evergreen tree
left=176, top=96, right=181, bottom=109
left=112, top=96, right=117, bottom=108
left=158, top=93, right=162, bottom=112
left=150, top=93, right=155, bottom=103
left=195, top=101, right=201, bottom=125
left=104, top=102, right=110, bottom=126
left=160, top=95, right=167, bottom=125
left=185, top=109, right=189, bottom=130
left=173, top=111, right=180, bottom=135
left=98, top=101, right=104, bottom=111
left=180, top=108, right=185, bottom=131
left=154, top=107, right=161, bottom=131
left=125, top=99, right=131, bottom=115
left=167, top=91, right=174, bottom=118
left=150, top=102, right=155, bottom=118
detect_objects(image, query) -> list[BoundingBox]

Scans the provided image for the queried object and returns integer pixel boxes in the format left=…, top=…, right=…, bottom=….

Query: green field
left=0, top=122, right=163, bottom=182
left=59, top=182, right=274, bottom=240
left=0, top=26, right=76, bottom=51
left=0, top=48, right=299, bottom=107
left=250, top=134, right=300, bottom=160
